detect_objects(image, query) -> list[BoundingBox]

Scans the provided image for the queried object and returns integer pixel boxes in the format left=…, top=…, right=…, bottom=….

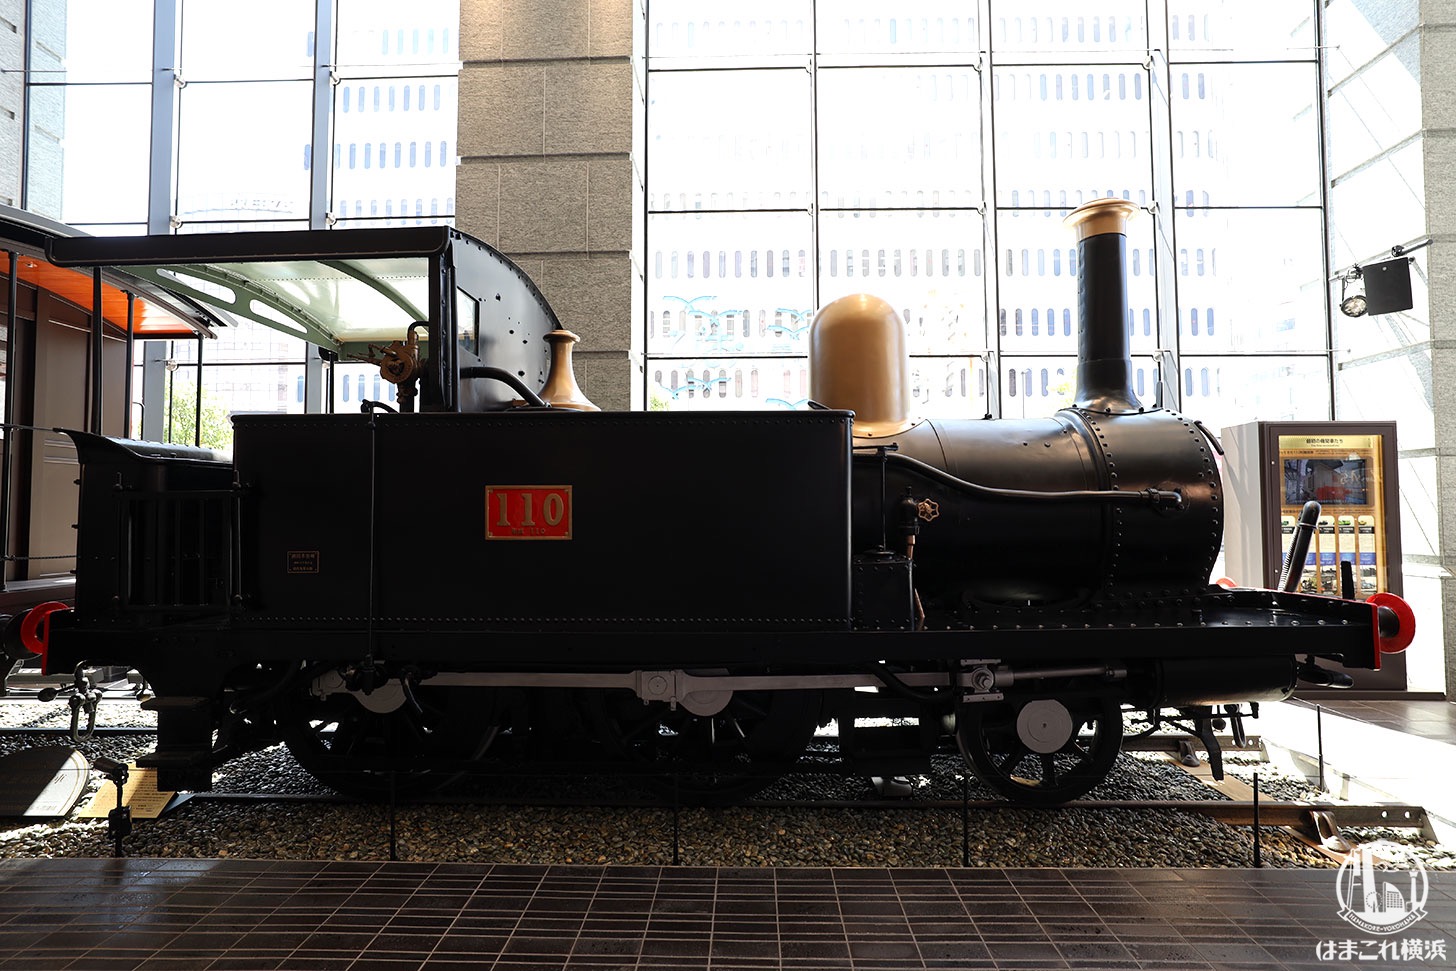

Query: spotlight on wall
left=1338, top=238, right=1432, bottom=319
left=1361, top=256, right=1414, bottom=316
left=1339, top=267, right=1367, bottom=318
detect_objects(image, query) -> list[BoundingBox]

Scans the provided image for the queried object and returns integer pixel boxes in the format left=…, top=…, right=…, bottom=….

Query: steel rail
left=165, top=788, right=1430, bottom=830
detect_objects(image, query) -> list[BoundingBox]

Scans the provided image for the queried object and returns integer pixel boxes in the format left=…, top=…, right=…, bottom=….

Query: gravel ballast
left=2, top=696, right=1451, bottom=871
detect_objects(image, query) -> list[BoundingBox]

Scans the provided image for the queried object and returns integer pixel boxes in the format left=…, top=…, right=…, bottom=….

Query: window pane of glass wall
left=818, top=209, right=985, bottom=355
left=71, top=224, right=147, bottom=236
left=648, top=357, right=808, bottom=411
left=643, top=0, right=1334, bottom=421
left=335, top=216, right=453, bottom=229
left=1324, top=0, right=1417, bottom=87
left=25, top=84, right=151, bottom=224
left=1185, top=355, right=1330, bottom=432
left=992, top=66, right=1152, bottom=206
left=204, top=363, right=308, bottom=415
left=989, top=3, right=1147, bottom=58
left=1335, top=352, right=1433, bottom=450
left=648, top=70, right=813, bottom=211
left=1001, top=357, right=1076, bottom=418
left=1325, top=48, right=1422, bottom=181
left=1175, top=208, right=1326, bottom=353
left=169, top=318, right=307, bottom=366
left=334, top=362, right=402, bottom=409
left=332, top=78, right=458, bottom=221
left=648, top=0, right=811, bottom=63
left=176, top=82, right=313, bottom=223
left=647, top=212, right=814, bottom=357
left=336, top=0, right=460, bottom=75
left=996, top=208, right=1158, bottom=356
left=817, top=3, right=979, bottom=59
left=818, top=67, right=981, bottom=209
left=179, top=0, right=314, bottom=81
left=27, top=0, right=153, bottom=82
left=162, top=361, right=306, bottom=452
left=1172, top=63, right=1320, bottom=206
left=177, top=220, right=311, bottom=234
left=909, top=354, right=987, bottom=419
left=1328, top=141, right=1424, bottom=273
left=1167, top=0, right=1315, bottom=60
left=1001, top=354, right=1160, bottom=419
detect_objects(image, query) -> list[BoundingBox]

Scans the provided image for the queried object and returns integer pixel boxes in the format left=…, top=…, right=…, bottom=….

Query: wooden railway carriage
left=0, top=206, right=220, bottom=705
left=9, top=200, right=1414, bottom=805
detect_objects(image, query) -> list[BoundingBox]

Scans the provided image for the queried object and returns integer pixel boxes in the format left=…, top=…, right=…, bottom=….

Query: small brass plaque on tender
left=288, top=550, right=320, bottom=574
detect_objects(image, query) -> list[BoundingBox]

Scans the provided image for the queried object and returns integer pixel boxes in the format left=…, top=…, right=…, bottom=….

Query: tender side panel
left=232, top=415, right=375, bottom=622
left=230, top=411, right=854, bottom=631
left=372, top=411, right=854, bottom=629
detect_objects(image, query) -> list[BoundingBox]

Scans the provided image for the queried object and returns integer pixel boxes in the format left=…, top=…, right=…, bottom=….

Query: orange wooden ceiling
left=6, top=258, right=204, bottom=338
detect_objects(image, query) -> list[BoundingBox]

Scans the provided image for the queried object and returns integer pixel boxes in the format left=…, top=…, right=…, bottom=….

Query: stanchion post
left=1316, top=704, right=1326, bottom=793
left=1252, top=772, right=1262, bottom=868
left=388, top=771, right=399, bottom=862
left=672, top=772, right=681, bottom=867
left=961, top=773, right=970, bottom=868
left=94, top=757, right=132, bottom=858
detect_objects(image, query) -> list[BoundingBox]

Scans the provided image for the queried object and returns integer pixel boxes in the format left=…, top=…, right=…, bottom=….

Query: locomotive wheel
left=956, top=694, right=1122, bottom=805
left=586, top=686, right=822, bottom=805
left=278, top=684, right=498, bottom=799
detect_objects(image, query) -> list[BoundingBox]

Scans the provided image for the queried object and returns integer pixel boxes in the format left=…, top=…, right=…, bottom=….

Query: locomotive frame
left=7, top=200, right=1414, bottom=806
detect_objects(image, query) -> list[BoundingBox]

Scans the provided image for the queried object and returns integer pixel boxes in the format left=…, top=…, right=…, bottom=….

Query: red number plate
left=485, top=486, right=573, bottom=540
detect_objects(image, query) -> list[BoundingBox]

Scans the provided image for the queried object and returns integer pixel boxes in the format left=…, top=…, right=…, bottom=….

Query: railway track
left=126, top=788, right=1436, bottom=871
left=3, top=719, right=1435, bottom=852
left=167, top=788, right=1433, bottom=832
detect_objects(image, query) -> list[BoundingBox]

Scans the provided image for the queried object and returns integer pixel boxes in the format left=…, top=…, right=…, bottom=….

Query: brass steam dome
left=809, top=293, right=918, bottom=439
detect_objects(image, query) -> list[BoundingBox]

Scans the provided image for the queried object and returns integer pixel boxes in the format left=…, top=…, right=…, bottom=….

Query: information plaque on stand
left=1223, top=420, right=1406, bottom=693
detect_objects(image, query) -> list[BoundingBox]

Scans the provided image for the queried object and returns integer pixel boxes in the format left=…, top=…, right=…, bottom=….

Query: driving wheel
left=279, top=680, right=499, bottom=799
left=956, top=693, right=1122, bottom=805
left=586, top=684, right=822, bottom=805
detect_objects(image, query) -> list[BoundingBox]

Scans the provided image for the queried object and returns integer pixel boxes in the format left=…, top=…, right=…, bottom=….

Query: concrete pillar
left=457, top=0, right=644, bottom=410
left=1422, top=0, right=1456, bottom=695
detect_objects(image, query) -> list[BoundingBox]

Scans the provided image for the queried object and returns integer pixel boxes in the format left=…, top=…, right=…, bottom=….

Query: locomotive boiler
left=14, top=198, right=1413, bottom=806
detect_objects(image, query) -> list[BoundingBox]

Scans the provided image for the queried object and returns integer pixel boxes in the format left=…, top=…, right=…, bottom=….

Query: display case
left=1223, top=421, right=1405, bottom=692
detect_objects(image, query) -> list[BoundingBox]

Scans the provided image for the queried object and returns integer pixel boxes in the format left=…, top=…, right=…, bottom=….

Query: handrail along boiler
left=17, top=199, right=1413, bottom=805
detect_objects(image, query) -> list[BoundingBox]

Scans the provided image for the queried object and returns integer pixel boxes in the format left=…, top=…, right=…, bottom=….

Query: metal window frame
left=639, top=1, right=1335, bottom=420
left=17, top=1, right=463, bottom=430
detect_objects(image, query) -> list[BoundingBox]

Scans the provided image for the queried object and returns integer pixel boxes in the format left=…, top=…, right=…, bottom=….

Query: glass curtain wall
left=22, top=0, right=458, bottom=449
left=644, top=0, right=1332, bottom=431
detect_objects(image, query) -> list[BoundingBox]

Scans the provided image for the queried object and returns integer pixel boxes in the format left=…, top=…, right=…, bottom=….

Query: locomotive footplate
left=46, top=583, right=1389, bottom=677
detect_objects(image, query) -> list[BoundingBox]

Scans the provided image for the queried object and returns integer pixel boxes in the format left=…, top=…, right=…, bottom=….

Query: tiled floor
left=1260, top=699, right=1456, bottom=843
left=0, top=859, right=1452, bottom=971
left=1289, top=699, right=1456, bottom=745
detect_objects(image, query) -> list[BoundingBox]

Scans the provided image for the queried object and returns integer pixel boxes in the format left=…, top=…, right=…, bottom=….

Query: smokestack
left=1064, top=198, right=1140, bottom=414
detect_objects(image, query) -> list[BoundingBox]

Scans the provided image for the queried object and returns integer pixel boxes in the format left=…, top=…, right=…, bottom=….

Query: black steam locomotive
left=14, top=199, right=1413, bottom=805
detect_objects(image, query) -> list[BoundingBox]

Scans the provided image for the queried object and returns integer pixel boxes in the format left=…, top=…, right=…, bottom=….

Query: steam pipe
left=458, top=366, right=548, bottom=407
left=1278, top=500, right=1321, bottom=593
left=1064, top=198, right=1141, bottom=414
left=857, top=450, right=1184, bottom=509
